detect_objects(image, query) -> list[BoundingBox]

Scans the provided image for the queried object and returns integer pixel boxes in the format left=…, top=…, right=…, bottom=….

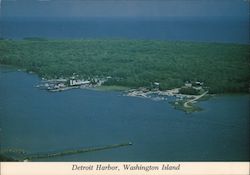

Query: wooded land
left=0, top=39, right=249, bottom=93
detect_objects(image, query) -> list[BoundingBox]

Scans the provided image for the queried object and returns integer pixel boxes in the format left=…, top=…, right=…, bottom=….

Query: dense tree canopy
left=0, top=39, right=249, bottom=93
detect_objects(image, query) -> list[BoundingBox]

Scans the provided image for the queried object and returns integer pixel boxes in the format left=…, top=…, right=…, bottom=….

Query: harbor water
left=0, top=67, right=249, bottom=161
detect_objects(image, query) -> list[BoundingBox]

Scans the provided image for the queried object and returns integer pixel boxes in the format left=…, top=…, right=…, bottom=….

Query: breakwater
left=23, top=142, right=132, bottom=161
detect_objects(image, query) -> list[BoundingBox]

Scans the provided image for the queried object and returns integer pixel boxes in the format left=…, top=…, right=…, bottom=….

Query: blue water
left=0, top=67, right=249, bottom=161
left=0, top=17, right=249, bottom=44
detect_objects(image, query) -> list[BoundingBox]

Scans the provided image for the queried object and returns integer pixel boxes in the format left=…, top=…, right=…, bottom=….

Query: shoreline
left=34, top=75, right=211, bottom=112
left=1, top=64, right=249, bottom=113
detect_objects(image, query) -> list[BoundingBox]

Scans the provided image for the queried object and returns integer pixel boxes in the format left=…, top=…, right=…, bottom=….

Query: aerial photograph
left=0, top=0, right=249, bottom=162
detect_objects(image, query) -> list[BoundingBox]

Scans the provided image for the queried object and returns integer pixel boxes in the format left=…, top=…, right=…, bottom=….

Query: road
left=184, top=91, right=209, bottom=108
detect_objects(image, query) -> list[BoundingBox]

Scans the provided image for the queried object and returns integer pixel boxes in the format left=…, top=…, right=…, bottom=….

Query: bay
left=0, top=67, right=249, bottom=161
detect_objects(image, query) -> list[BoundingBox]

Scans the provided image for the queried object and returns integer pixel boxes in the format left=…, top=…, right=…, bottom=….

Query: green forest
left=0, top=39, right=249, bottom=93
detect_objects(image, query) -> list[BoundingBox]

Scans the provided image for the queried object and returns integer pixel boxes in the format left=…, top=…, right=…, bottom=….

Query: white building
left=185, top=82, right=192, bottom=88
left=70, top=80, right=90, bottom=86
left=195, top=81, right=204, bottom=86
left=154, top=82, right=160, bottom=86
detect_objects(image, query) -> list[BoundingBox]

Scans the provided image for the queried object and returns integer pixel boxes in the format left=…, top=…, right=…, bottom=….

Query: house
left=195, top=81, right=204, bottom=86
left=154, top=82, right=160, bottom=86
left=184, top=82, right=192, bottom=88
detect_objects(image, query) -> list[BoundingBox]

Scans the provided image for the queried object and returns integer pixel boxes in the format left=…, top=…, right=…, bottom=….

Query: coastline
left=1, top=64, right=249, bottom=113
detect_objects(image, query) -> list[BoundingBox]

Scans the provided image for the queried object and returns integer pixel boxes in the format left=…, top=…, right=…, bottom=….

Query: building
left=69, top=80, right=90, bottom=86
left=185, top=82, right=192, bottom=88
left=154, top=82, right=160, bottom=86
left=195, top=81, right=204, bottom=86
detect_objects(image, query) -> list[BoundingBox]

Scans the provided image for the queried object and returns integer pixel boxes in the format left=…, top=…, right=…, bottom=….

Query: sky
left=0, top=0, right=249, bottom=18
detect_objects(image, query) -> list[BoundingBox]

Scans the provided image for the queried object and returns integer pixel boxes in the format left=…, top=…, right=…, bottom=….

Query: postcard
left=0, top=0, right=249, bottom=174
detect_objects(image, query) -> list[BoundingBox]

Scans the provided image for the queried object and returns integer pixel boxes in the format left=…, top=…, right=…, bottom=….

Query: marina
left=36, top=76, right=208, bottom=112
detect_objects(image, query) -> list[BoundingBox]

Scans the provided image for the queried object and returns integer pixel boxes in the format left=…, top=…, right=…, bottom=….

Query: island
left=0, top=39, right=249, bottom=112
